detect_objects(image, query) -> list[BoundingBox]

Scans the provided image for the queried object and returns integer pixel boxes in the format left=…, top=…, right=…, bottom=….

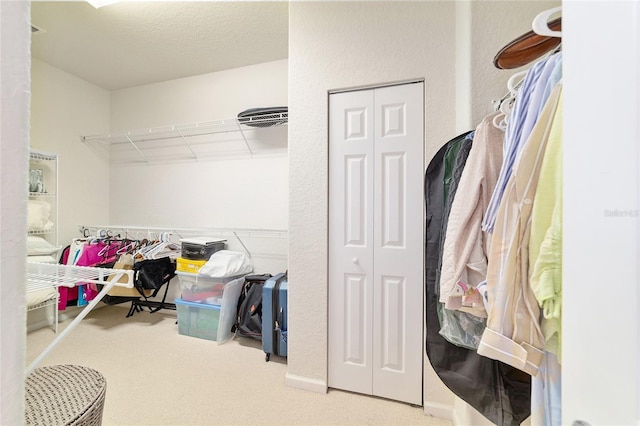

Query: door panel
left=344, top=273, right=367, bottom=365
left=329, top=90, right=375, bottom=394
left=380, top=275, right=405, bottom=370
left=344, top=155, right=367, bottom=247
left=381, top=152, right=406, bottom=248
left=381, top=102, right=407, bottom=137
left=372, top=83, right=424, bottom=405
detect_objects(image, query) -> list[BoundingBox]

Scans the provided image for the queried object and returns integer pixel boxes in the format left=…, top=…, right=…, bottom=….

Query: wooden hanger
left=493, top=16, right=561, bottom=70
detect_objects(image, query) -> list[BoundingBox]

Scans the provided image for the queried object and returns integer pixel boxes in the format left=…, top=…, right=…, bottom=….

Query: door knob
left=352, top=257, right=359, bottom=264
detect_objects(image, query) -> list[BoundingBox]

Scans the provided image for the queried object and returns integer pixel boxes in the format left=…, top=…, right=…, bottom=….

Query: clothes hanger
left=89, top=229, right=110, bottom=244
left=532, top=6, right=562, bottom=38
left=492, top=114, right=508, bottom=132
left=493, top=8, right=561, bottom=70
left=131, top=231, right=174, bottom=260
left=507, top=70, right=527, bottom=95
left=492, top=8, right=561, bottom=128
left=116, top=239, right=137, bottom=255
left=96, top=233, right=125, bottom=259
left=145, top=232, right=180, bottom=260
left=493, top=70, right=526, bottom=130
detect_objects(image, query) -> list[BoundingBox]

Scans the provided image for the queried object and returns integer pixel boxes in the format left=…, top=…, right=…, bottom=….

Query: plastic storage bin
left=176, top=271, right=240, bottom=304
left=175, top=277, right=244, bottom=343
left=179, top=237, right=226, bottom=260
left=176, top=299, right=221, bottom=341
left=176, top=257, right=207, bottom=274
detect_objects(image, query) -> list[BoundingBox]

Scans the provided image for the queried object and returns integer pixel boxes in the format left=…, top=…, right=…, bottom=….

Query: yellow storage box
left=176, top=257, right=207, bottom=274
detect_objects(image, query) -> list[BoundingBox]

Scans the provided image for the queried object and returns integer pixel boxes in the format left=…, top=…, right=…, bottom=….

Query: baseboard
left=27, top=303, right=108, bottom=334
left=423, top=401, right=454, bottom=421
left=26, top=318, right=56, bottom=333
left=57, top=303, right=106, bottom=322
left=285, top=373, right=327, bottom=394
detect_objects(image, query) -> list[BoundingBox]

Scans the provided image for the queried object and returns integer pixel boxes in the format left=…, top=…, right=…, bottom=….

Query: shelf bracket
left=235, top=120, right=254, bottom=157
left=232, top=231, right=252, bottom=259
left=177, top=128, right=199, bottom=161
left=126, top=134, right=149, bottom=164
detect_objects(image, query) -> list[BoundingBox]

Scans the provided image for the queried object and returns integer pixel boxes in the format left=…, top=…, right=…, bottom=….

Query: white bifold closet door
left=328, top=82, right=424, bottom=405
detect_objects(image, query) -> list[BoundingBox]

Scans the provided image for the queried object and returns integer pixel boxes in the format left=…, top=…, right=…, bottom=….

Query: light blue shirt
left=538, top=55, right=563, bottom=116
left=482, top=53, right=561, bottom=233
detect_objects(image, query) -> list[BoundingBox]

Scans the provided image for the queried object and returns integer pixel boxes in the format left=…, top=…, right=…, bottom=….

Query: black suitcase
left=232, top=274, right=271, bottom=340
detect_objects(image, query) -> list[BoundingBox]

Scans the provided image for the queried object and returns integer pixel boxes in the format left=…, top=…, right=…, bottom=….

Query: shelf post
left=235, top=120, right=254, bottom=157
left=177, top=128, right=199, bottom=161
left=126, top=134, right=150, bottom=164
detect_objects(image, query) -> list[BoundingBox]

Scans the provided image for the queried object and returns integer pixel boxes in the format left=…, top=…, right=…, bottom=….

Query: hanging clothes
left=528, top=94, right=563, bottom=426
left=531, top=351, right=562, bottom=426
left=439, top=112, right=505, bottom=319
left=57, top=239, right=86, bottom=310
left=434, top=131, right=472, bottom=296
left=477, top=84, right=562, bottom=376
left=57, top=238, right=125, bottom=309
left=428, top=132, right=471, bottom=298
left=483, top=53, right=561, bottom=233
left=529, top=92, right=563, bottom=357
left=57, top=245, right=75, bottom=310
left=435, top=132, right=487, bottom=350
left=425, top=133, right=531, bottom=426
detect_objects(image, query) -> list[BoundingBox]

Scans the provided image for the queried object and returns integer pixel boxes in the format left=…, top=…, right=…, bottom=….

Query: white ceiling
left=31, top=1, right=289, bottom=91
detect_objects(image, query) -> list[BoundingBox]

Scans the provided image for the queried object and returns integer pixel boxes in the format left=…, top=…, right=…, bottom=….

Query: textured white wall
left=467, top=1, right=561, bottom=127
left=110, top=60, right=288, bottom=130
left=0, top=1, right=29, bottom=423
left=109, top=60, right=289, bottom=279
left=288, top=0, right=457, bottom=409
left=455, top=0, right=560, bottom=133
left=30, top=59, right=111, bottom=246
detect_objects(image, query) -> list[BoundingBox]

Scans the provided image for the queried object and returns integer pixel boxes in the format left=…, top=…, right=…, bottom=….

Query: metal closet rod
left=78, top=225, right=289, bottom=260
left=78, top=225, right=287, bottom=239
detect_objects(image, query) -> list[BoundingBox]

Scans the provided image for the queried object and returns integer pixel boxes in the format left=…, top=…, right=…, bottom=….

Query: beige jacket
left=439, top=112, right=504, bottom=318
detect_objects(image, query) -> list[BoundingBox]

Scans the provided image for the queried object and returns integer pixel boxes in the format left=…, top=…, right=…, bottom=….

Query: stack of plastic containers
left=174, top=237, right=244, bottom=343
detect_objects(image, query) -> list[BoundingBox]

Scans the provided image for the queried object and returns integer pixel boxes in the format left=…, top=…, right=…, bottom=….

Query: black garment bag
left=425, top=133, right=531, bottom=426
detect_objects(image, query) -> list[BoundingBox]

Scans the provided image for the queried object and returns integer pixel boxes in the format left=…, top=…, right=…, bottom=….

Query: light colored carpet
left=26, top=305, right=453, bottom=426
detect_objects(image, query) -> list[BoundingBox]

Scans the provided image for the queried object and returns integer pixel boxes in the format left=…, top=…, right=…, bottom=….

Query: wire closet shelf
left=80, top=113, right=288, bottom=164
left=27, top=262, right=134, bottom=292
left=26, top=263, right=134, bottom=375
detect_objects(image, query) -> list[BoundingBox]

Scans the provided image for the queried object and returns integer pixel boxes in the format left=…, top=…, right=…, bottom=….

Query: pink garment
left=58, top=245, right=76, bottom=310
left=76, top=241, right=121, bottom=267
left=77, top=241, right=123, bottom=299
left=58, top=240, right=124, bottom=309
